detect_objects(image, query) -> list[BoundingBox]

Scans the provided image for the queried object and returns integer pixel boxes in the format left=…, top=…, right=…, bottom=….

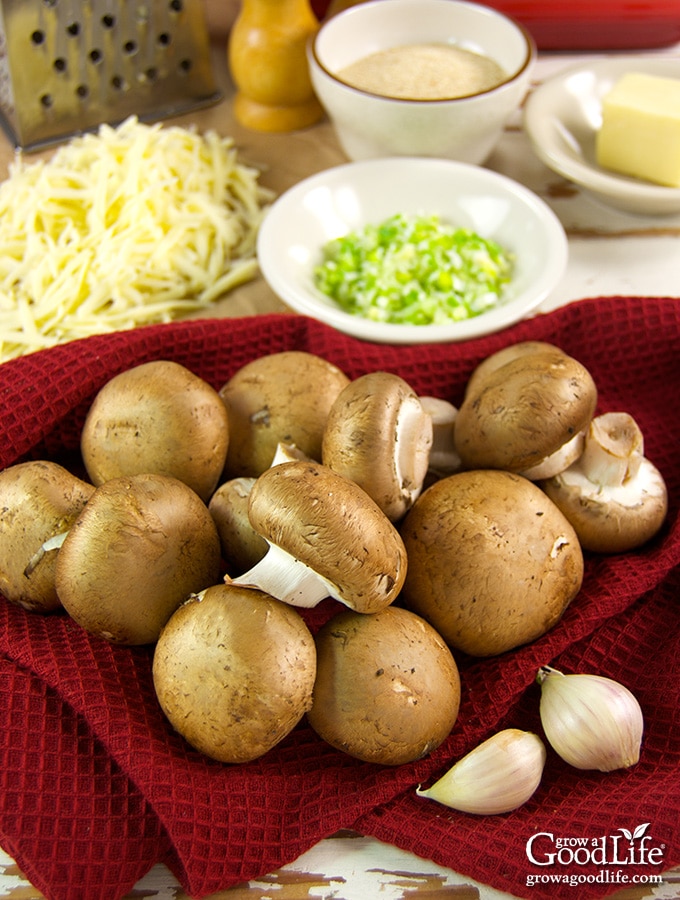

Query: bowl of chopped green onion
left=257, top=157, right=567, bottom=344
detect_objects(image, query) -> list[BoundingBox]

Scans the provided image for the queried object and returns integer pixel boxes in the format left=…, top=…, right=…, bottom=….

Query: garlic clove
left=537, top=666, right=644, bottom=772
left=416, top=728, right=546, bottom=815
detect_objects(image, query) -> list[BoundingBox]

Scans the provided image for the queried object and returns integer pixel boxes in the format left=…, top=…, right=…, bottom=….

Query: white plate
left=257, top=158, right=567, bottom=345
left=524, top=56, right=680, bottom=216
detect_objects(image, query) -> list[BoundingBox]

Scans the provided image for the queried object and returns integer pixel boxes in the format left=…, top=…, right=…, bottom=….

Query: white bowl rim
left=310, top=0, right=536, bottom=105
left=524, top=56, right=680, bottom=207
left=257, top=157, right=568, bottom=345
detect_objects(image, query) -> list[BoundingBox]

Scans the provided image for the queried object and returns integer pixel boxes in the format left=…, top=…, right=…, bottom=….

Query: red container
left=486, top=0, right=680, bottom=50
left=311, top=0, right=680, bottom=50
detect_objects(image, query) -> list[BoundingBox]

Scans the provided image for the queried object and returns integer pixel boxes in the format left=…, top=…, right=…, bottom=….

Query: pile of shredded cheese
left=0, top=116, right=273, bottom=363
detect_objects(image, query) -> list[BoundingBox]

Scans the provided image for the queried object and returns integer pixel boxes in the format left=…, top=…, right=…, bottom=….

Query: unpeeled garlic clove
left=537, top=666, right=644, bottom=772
left=416, top=728, right=546, bottom=815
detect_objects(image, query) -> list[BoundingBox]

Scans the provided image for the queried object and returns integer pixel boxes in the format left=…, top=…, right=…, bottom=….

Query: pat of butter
left=596, top=72, right=680, bottom=188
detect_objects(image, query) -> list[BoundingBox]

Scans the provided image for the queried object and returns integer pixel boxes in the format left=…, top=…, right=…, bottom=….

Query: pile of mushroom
left=452, top=341, right=668, bottom=552
left=0, top=341, right=668, bottom=770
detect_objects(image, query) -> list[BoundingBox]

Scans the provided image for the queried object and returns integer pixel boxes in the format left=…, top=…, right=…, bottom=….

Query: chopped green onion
left=313, top=212, right=513, bottom=325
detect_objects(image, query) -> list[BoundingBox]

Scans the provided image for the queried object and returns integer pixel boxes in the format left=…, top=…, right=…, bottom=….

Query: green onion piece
left=313, top=213, right=513, bottom=325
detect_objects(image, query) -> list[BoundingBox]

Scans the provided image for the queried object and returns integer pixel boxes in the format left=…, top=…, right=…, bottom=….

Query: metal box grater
left=0, top=0, right=221, bottom=151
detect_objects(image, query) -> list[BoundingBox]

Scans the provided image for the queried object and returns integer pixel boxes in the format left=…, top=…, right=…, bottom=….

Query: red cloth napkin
left=0, top=296, right=678, bottom=900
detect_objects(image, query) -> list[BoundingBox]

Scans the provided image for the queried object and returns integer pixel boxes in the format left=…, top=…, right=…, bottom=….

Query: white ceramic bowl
left=257, top=157, right=567, bottom=344
left=308, top=0, right=535, bottom=164
left=524, top=56, right=680, bottom=217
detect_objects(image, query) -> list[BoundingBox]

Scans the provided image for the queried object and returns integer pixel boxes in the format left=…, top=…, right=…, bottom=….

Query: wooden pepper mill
left=228, top=0, right=324, bottom=132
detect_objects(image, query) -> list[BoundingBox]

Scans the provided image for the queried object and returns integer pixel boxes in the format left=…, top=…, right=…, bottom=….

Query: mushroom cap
left=399, top=470, right=584, bottom=657
left=322, top=371, right=433, bottom=521
left=464, top=340, right=565, bottom=399
left=219, top=351, right=350, bottom=477
left=153, top=584, right=317, bottom=764
left=0, top=460, right=95, bottom=613
left=307, top=605, right=461, bottom=765
left=540, top=457, right=668, bottom=554
left=454, top=348, right=597, bottom=473
left=208, top=477, right=268, bottom=575
left=55, top=473, right=222, bottom=645
left=247, top=460, right=407, bottom=613
left=81, top=359, right=230, bottom=503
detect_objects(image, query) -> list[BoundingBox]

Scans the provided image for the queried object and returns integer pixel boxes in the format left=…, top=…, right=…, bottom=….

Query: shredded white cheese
left=0, top=116, right=273, bottom=363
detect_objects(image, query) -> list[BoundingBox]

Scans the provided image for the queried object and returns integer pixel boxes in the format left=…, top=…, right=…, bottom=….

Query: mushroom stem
left=539, top=412, right=668, bottom=553
left=396, top=394, right=434, bottom=496
left=579, top=412, right=643, bottom=487
left=419, top=396, right=461, bottom=478
left=269, top=442, right=311, bottom=466
left=24, top=531, right=69, bottom=577
left=520, top=430, right=586, bottom=481
left=228, top=542, right=338, bottom=608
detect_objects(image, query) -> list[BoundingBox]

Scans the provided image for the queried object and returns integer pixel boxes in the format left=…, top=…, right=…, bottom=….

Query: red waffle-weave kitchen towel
left=0, top=295, right=678, bottom=900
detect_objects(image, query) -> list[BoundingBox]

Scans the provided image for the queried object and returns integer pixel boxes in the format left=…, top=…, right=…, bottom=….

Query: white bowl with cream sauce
left=308, top=0, right=535, bottom=164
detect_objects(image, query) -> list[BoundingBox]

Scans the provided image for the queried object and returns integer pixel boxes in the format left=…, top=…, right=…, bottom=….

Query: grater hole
left=89, top=49, right=103, bottom=64
left=53, top=57, right=67, bottom=73
left=101, top=14, right=116, bottom=29
left=40, top=94, right=54, bottom=108
left=76, top=84, right=89, bottom=99
left=169, top=0, right=184, bottom=11
left=31, top=30, right=45, bottom=45
left=178, top=59, right=193, bottom=75
left=123, top=40, right=138, bottom=56
left=157, top=32, right=172, bottom=47
left=144, top=67, right=159, bottom=83
left=66, top=22, right=80, bottom=37
left=111, top=75, right=127, bottom=91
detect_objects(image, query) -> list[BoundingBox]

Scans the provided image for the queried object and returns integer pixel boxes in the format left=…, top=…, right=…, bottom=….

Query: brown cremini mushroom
left=463, top=340, right=566, bottom=400
left=454, top=346, right=597, bottom=478
left=208, top=477, right=268, bottom=575
left=229, top=459, right=407, bottom=613
left=55, top=473, right=221, bottom=645
left=81, top=359, right=230, bottom=503
left=399, top=469, right=584, bottom=657
left=540, top=411, right=668, bottom=553
left=0, top=460, right=95, bottom=613
left=219, top=351, right=350, bottom=477
left=307, top=605, right=461, bottom=765
left=322, top=371, right=433, bottom=521
left=153, top=584, right=316, bottom=764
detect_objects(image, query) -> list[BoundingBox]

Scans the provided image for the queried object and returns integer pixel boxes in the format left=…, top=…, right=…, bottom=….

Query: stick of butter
left=596, top=72, right=680, bottom=188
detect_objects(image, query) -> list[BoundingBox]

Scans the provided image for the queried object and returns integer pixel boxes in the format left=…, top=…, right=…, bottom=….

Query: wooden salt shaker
left=228, top=0, right=324, bottom=132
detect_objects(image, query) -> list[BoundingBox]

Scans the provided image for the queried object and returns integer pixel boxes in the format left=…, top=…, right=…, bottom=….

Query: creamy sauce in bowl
left=337, top=43, right=507, bottom=100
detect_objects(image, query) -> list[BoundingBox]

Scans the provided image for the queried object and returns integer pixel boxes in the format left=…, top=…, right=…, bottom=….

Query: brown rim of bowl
left=310, top=10, right=536, bottom=104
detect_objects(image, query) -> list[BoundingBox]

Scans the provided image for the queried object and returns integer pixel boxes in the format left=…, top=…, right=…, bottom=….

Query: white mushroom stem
left=24, top=531, right=69, bottom=577
left=579, top=412, right=643, bottom=487
left=548, top=457, right=664, bottom=509
left=228, top=542, right=339, bottom=608
left=396, top=394, right=434, bottom=497
left=419, top=395, right=461, bottom=477
left=521, top=430, right=586, bottom=481
left=539, top=412, right=667, bottom=554
left=269, top=442, right=311, bottom=466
